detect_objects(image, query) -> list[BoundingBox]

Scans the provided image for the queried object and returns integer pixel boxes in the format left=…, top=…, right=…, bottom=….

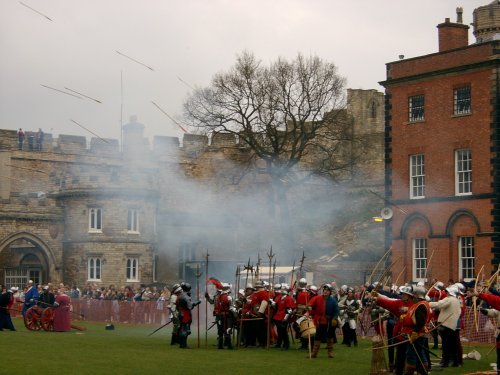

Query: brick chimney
left=437, top=7, right=469, bottom=52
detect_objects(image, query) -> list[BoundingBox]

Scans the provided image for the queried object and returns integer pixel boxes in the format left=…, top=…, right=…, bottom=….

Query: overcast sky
left=0, top=0, right=487, bottom=143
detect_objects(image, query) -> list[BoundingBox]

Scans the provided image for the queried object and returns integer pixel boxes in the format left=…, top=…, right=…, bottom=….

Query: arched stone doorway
left=0, top=233, right=55, bottom=289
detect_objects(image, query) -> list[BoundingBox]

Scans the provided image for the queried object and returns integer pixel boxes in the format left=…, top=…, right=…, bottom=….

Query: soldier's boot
left=310, top=341, right=321, bottom=358
left=217, top=337, right=224, bottom=349
left=179, top=335, right=187, bottom=349
left=224, top=336, right=233, bottom=350
left=300, top=338, right=308, bottom=349
left=170, top=333, right=177, bottom=345
left=327, top=338, right=334, bottom=358
left=404, top=365, right=417, bottom=375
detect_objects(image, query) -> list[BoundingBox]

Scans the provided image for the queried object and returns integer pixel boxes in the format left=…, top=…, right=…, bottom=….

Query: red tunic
left=308, top=295, right=327, bottom=326
left=53, top=294, right=71, bottom=332
left=375, top=295, right=413, bottom=341
left=400, top=300, right=432, bottom=335
left=479, top=292, right=500, bottom=311
left=273, top=294, right=296, bottom=321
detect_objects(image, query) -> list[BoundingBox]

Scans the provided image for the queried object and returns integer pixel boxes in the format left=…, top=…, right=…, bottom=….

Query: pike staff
left=233, top=264, right=240, bottom=346
left=238, top=259, right=253, bottom=349
left=255, top=253, right=261, bottom=281
left=195, top=263, right=202, bottom=348
left=266, top=246, right=274, bottom=349
left=205, top=250, right=209, bottom=348
left=297, top=251, right=306, bottom=282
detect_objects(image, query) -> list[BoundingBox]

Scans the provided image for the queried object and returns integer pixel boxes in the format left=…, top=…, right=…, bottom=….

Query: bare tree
left=184, top=51, right=365, bottom=219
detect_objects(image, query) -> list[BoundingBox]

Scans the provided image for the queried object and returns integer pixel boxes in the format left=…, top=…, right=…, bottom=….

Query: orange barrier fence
left=9, top=302, right=498, bottom=344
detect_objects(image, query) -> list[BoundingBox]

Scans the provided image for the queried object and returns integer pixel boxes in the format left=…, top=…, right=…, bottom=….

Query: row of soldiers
left=168, top=277, right=362, bottom=357
left=163, top=276, right=500, bottom=373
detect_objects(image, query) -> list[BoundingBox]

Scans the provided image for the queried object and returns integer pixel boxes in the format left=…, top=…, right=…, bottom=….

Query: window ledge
left=127, top=231, right=140, bottom=235
left=405, top=120, right=425, bottom=125
left=451, top=112, right=472, bottom=118
left=88, top=230, right=103, bottom=234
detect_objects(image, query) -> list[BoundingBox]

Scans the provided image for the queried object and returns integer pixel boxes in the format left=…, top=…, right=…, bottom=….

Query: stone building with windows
left=380, top=2, right=500, bottom=283
left=0, top=88, right=384, bottom=289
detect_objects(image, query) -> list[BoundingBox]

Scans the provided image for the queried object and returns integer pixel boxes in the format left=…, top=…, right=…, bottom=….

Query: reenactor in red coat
left=53, top=287, right=72, bottom=332
left=271, top=283, right=296, bottom=350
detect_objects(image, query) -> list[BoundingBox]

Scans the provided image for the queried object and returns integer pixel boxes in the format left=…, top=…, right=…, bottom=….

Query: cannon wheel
left=41, top=307, right=55, bottom=331
left=24, top=306, right=43, bottom=331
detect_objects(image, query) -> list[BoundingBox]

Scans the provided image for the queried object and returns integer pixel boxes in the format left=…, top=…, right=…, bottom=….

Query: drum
left=299, top=318, right=316, bottom=338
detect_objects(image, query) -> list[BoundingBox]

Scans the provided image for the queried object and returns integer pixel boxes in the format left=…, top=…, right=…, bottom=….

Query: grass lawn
left=0, top=318, right=496, bottom=375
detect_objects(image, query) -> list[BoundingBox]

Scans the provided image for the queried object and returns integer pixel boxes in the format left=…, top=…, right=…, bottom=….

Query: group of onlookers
left=17, top=127, right=44, bottom=151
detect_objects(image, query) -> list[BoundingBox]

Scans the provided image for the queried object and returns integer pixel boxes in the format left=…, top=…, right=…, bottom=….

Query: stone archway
left=0, top=232, right=57, bottom=289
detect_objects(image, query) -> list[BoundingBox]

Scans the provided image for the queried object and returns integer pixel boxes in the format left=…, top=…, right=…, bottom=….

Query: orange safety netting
left=9, top=302, right=498, bottom=344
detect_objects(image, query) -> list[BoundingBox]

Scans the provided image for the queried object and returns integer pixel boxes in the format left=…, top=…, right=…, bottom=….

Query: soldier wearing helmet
left=168, top=284, right=182, bottom=345
left=453, top=282, right=466, bottom=366
left=338, top=287, right=360, bottom=347
left=240, top=284, right=256, bottom=347
left=250, top=280, right=271, bottom=347
left=176, top=282, right=201, bottom=349
left=429, top=285, right=461, bottom=367
left=427, top=280, right=446, bottom=350
left=212, top=283, right=234, bottom=349
left=371, top=284, right=415, bottom=374
left=293, top=279, right=311, bottom=349
left=306, top=283, right=339, bottom=358
left=271, top=282, right=296, bottom=350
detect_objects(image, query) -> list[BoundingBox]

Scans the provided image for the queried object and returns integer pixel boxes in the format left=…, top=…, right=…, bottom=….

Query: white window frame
left=126, top=257, right=139, bottom=282
left=89, top=208, right=102, bottom=232
left=412, top=238, right=427, bottom=282
left=455, top=149, right=472, bottom=196
left=454, top=86, right=471, bottom=115
left=127, top=209, right=139, bottom=233
left=88, top=257, right=102, bottom=281
left=459, top=236, right=475, bottom=281
left=409, top=95, right=425, bottom=122
left=410, top=154, right=425, bottom=199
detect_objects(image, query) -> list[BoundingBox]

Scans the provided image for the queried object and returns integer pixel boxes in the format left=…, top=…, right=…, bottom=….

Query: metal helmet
left=222, top=283, right=231, bottom=293
left=274, top=283, right=282, bottom=291
left=413, top=285, right=427, bottom=300
left=238, top=289, right=245, bottom=296
left=400, top=285, right=414, bottom=297
left=173, top=286, right=183, bottom=294
left=180, top=282, right=191, bottom=292
left=245, top=283, right=255, bottom=290
left=254, top=280, right=264, bottom=288
left=281, top=283, right=290, bottom=292
left=298, top=278, right=307, bottom=288
left=171, top=283, right=181, bottom=292
left=416, top=281, right=425, bottom=287
left=445, top=285, right=459, bottom=297
left=340, top=285, right=348, bottom=292
left=453, top=283, right=465, bottom=295
left=322, top=283, right=333, bottom=291
left=308, top=285, right=318, bottom=294
left=433, top=281, right=445, bottom=291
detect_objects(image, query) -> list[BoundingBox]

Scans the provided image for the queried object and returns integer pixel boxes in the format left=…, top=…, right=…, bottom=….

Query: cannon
left=23, top=305, right=85, bottom=331
left=23, top=305, right=55, bottom=331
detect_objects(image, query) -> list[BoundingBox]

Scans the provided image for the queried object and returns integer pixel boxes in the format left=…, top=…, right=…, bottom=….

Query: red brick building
left=380, top=3, right=500, bottom=283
